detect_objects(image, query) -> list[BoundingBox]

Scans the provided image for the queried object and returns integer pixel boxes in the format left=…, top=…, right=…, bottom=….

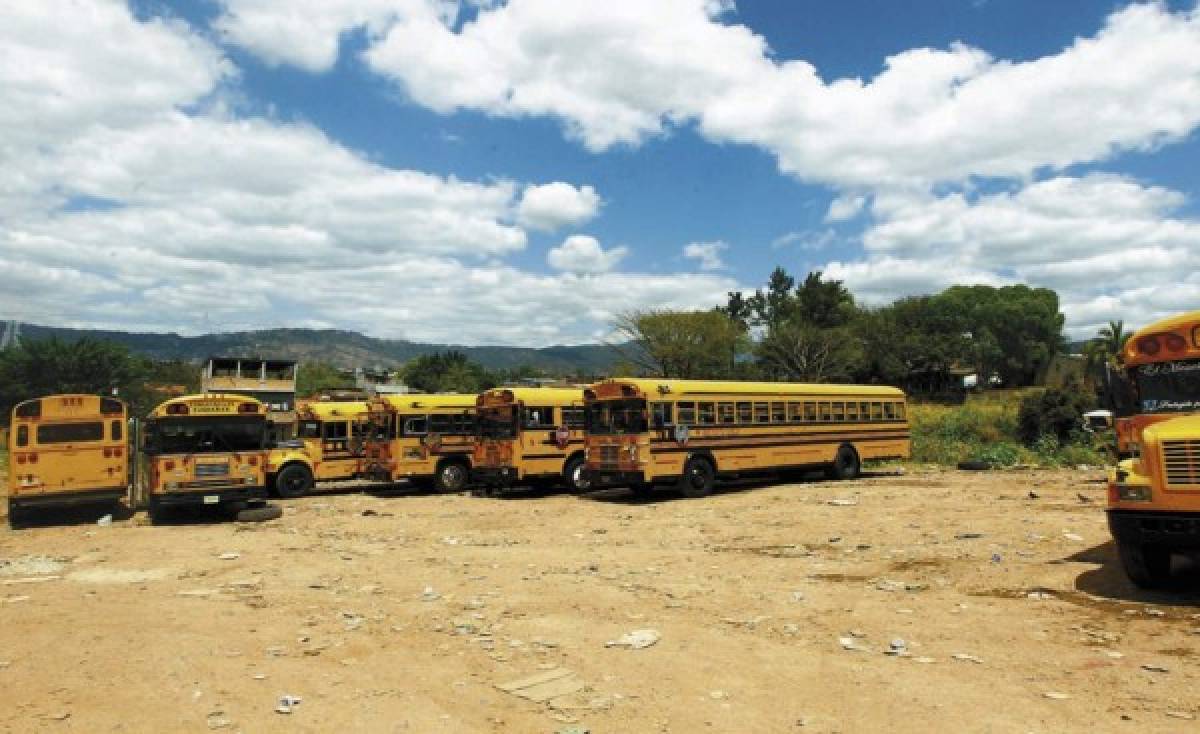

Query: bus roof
left=11, top=394, right=126, bottom=419
left=1122, top=310, right=1200, bottom=367
left=373, top=393, right=478, bottom=413
left=586, top=378, right=905, bottom=400
left=148, top=393, right=267, bottom=418
left=297, top=400, right=369, bottom=421
left=477, top=386, right=584, bottom=407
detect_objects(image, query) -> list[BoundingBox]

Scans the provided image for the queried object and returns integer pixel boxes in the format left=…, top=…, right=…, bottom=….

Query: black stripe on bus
left=648, top=435, right=909, bottom=454
left=649, top=430, right=910, bottom=444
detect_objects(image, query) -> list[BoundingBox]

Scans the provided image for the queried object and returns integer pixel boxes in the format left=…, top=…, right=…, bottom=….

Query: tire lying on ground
left=957, top=460, right=994, bottom=471
left=234, top=503, right=283, bottom=523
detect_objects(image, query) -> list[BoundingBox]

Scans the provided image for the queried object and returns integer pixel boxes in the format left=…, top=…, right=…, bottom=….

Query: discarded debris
left=827, top=498, right=858, bottom=507
left=495, top=668, right=585, bottom=703
left=1043, top=692, right=1071, bottom=700
left=96, top=514, right=113, bottom=527
left=275, top=694, right=302, bottom=714
left=218, top=553, right=240, bottom=561
left=606, top=629, right=661, bottom=649
left=951, top=653, right=983, bottom=664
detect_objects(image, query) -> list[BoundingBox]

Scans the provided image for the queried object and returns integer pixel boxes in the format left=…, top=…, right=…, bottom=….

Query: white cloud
left=682, top=241, right=728, bottom=270
left=824, top=174, right=1200, bottom=337
left=517, top=181, right=602, bottom=232
left=350, top=1, right=1200, bottom=187
left=825, top=194, right=866, bottom=222
left=0, top=0, right=740, bottom=345
left=546, top=235, right=627, bottom=274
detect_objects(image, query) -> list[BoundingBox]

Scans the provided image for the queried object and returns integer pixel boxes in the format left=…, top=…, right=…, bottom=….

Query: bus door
left=520, top=404, right=559, bottom=475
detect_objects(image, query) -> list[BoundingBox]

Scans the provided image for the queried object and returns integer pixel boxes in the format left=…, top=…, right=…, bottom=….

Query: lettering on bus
left=187, top=401, right=241, bottom=415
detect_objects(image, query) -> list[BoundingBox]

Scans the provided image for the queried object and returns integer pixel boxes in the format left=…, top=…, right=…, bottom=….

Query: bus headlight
left=626, top=444, right=638, bottom=461
left=1114, top=484, right=1151, bottom=501
left=165, top=481, right=179, bottom=491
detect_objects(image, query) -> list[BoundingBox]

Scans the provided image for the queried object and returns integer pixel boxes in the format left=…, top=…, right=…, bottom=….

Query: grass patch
left=909, top=391, right=1108, bottom=468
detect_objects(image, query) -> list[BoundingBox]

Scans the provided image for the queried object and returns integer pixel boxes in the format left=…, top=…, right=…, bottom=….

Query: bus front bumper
left=584, top=468, right=646, bottom=487
left=8, top=487, right=127, bottom=510
left=1107, top=510, right=1200, bottom=549
left=150, top=486, right=267, bottom=508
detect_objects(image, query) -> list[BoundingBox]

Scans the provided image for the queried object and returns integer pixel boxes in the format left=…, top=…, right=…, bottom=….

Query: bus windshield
left=586, top=399, right=648, bottom=435
left=1135, top=359, right=1200, bottom=413
left=478, top=406, right=517, bottom=439
left=144, top=416, right=266, bottom=454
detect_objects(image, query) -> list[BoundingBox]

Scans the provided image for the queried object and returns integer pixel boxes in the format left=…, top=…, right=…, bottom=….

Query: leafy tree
left=0, top=338, right=154, bottom=416
left=401, top=351, right=496, bottom=394
left=1095, top=320, right=1129, bottom=366
left=296, top=361, right=350, bottom=397
left=611, top=310, right=742, bottom=378
left=757, top=320, right=861, bottom=382
left=1017, top=382, right=1094, bottom=445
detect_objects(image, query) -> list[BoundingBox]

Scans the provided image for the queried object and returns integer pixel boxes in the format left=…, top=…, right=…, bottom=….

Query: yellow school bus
left=472, top=387, right=588, bottom=495
left=1107, top=310, right=1200, bottom=588
left=141, top=394, right=269, bottom=522
left=267, top=400, right=369, bottom=497
left=361, top=394, right=477, bottom=492
left=6, top=394, right=128, bottom=526
left=584, top=379, right=910, bottom=497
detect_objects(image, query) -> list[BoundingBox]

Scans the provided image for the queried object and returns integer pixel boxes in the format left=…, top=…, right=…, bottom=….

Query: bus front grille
left=1162, top=440, right=1200, bottom=488
left=195, top=463, right=231, bottom=477
left=597, top=445, right=620, bottom=468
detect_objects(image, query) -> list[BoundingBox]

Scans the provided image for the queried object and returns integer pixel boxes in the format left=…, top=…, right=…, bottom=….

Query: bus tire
left=678, top=455, right=716, bottom=498
left=434, top=459, right=470, bottom=493
left=629, top=482, right=655, bottom=499
left=147, top=501, right=170, bottom=525
left=235, top=503, right=283, bottom=523
left=1116, top=542, right=1172, bottom=589
left=7, top=501, right=26, bottom=529
left=275, top=464, right=314, bottom=499
left=825, top=445, right=861, bottom=480
left=564, top=455, right=590, bottom=493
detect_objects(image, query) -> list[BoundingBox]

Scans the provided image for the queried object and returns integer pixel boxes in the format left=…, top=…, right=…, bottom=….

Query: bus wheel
left=434, top=460, right=469, bottom=493
left=678, top=456, right=715, bottom=498
left=7, top=502, right=26, bottom=529
left=564, top=456, right=590, bottom=493
left=825, top=445, right=861, bottom=480
left=235, top=503, right=283, bottom=523
left=147, top=501, right=171, bottom=525
left=275, top=464, right=314, bottom=499
left=629, top=482, right=655, bottom=499
left=1117, top=542, right=1172, bottom=589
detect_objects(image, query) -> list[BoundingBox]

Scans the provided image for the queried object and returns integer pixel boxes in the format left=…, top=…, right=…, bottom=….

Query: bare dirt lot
left=2, top=469, right=1198, bottom=733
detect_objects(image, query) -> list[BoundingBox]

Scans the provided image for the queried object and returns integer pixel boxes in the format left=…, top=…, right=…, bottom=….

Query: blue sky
left=2, top=1, right=1199, bottom=345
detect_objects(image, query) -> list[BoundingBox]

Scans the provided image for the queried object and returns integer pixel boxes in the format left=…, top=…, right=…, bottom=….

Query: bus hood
left=1143, top=414, right=1200, bottom=442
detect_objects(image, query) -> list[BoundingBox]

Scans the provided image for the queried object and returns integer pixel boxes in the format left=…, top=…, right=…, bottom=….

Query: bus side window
left=524, top=407, right=555, bottom=429
left=698, top=402, right=716, bottom=425
left=753, top=402, right=769, bottom=424
left=111, top=420, right=123, bottom=442
left=737, top=402, right=752, bottom=423
left=677, top=402, right=696, bottom=425
left=860, top=402, right=871, bottom=421
left=819, top=402, right=832, bottom=422
left=16, top=425, right=29, bottom=447
left=883, top=403, right=896, bottom=420
left=404, top=417, right=428, bottom=435
left=651, top=402, right=673, bottom=428
left=832, top=402, right=845, bottom=422
left=845, top=402, right=859, bottom=422
left=803, top=402, right=817, bottom=423
left=771, top=402, right=786, bottom=423
left=895, top=403, right=906, bottom=420
left=563, top=408, right=586, bottom=429
left=787, top=402, right=802, bottom=423
left=870, top=402, right=884, bottom=421
left=324, top=422, right=349, bottom=440
left=717, top=402, right=735, bottom=424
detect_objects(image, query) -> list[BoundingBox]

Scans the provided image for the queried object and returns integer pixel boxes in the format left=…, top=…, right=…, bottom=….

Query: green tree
left=611, top=310, right=742, bottom=378
left=757, top=320, right=861, bottom=382
left=401, top=351, right=496, bottom=394
left=1096, top=320, right=1129, bottom=366
left=296, top=361, right=350, bottom=397
left=0, top=338, right=144, bottom=415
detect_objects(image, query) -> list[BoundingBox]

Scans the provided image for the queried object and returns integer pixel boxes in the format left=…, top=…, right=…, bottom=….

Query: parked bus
left=140, top=394, right=269, bottom=522
left=583, top=379, right=910, bottom=497
left=1106, top=310, right=1200, bottom=588
left=267, top=400, right=369, bottom=497
left=361, top=394, right=477, bottom=492
left=472, top=387, right=588, bottom=495
left=6, top=394, right=128, bottom=526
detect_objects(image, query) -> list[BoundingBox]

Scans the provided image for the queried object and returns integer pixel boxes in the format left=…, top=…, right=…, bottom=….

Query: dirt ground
left=1, top=468, right=1198, bottom=734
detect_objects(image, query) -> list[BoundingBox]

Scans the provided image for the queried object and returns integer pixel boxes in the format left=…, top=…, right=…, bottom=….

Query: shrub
left=1017, top=386, right=1093, bottom=446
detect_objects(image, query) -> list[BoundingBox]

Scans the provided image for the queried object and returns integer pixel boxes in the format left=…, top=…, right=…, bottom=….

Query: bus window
left=523, top=407, right=555, bottom=429
left=860, top=401, right=871, bottom=420
left=101, top=398, right=123, bottom=415
left=737, top=402, right=752, bottom=423
left=718, top=403, right=735, bottom=424
left=698, top=402, right=716, bottom=425
left=677, top=402, right=696, bottom=424
left=563, top=407, right=586, bottom=429
left=804, top=402, right=817, bottom=422
left=15, top=401, right=41, bottom=419
left=895, top=403, right=906, bottom=420
left=771, top=403, right=786, bottom=423
left=819, top=403, right=832, bottom=422
left=845, top=402, right=859, bottom=421
left=787, top=402, right=802, bottom=423
left=832, top=402, right=845, bottom=422
left=403, top=417, right=428, bottom=435
left=883, top=403, right=896, bottom=420
left=650, top=402, right=673, bottom=428
left=870, top=402, right=884, bottom=421
left=38, top=422, right=104, bottom=444
left=111, top=420, right=123, bottom=441
left=454, top=414, right=476, bottom=434
left=298, top=421, right=321, bottom=439
left=323, top=422, right=349, bottom=440
left=16, top=425, right=28, bottom=447
left=754, top=402, right=769, bottom=423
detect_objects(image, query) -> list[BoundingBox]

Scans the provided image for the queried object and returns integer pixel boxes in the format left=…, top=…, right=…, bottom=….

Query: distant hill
left=12, top=323, right=622, bottom=374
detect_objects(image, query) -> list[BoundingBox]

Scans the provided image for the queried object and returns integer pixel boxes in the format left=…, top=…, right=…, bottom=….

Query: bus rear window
left=16, top=425, right=28, bottom=447
left=37, top=422, right=104, bottom=444
left=15, top=401, right=41, bottom=418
